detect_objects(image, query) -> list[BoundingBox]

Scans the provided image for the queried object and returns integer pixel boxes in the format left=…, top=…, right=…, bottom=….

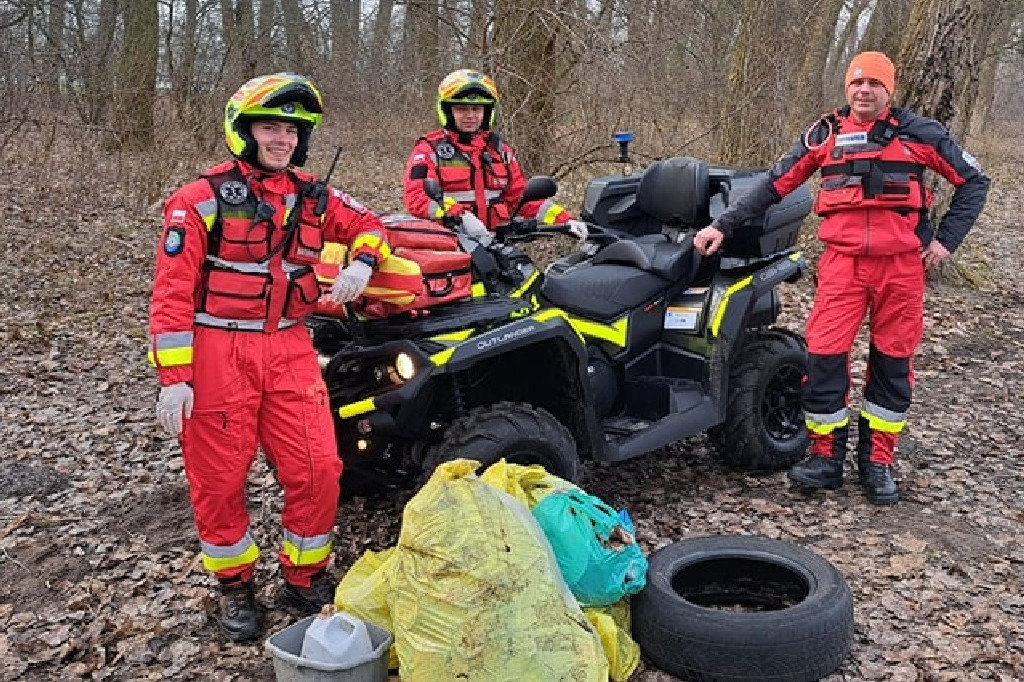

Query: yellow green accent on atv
left=534, top=308, right=628, bottom=347
left=338, top=397, right=376, bottom=419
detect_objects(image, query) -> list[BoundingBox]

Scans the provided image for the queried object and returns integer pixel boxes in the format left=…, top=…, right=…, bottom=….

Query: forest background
left=2, top=0, right=1023, bottom=212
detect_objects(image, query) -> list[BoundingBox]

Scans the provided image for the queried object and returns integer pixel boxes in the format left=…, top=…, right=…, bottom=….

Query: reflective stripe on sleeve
left=148, top=331, right=194, bottom=368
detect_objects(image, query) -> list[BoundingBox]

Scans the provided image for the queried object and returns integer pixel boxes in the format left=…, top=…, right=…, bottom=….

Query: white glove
left=157, top=382, right=194, bottom=437
left=566, top=220, right=589, bottom=241
left=459, top=212, right=492, bottom=244
left=331, top=260, right=373, bottom=303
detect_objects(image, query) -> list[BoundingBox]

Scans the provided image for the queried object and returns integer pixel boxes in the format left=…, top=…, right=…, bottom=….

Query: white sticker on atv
left=664, top=306, right=700, bottom=331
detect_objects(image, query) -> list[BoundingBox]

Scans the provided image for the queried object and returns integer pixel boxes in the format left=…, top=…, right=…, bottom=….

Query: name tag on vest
left=835, top=132, right=868, bottom=147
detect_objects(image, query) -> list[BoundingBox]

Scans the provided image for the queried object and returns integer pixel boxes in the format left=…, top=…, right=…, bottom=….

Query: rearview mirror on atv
left=512, top=176, right=557, bottom=217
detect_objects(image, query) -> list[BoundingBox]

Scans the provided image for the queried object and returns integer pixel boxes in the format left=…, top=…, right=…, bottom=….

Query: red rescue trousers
left=802, top=248, right=924, bottom=465
left=180, top=324, right=342, bottom=586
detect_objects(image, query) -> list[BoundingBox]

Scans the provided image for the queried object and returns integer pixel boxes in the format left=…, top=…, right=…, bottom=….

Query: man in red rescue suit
left=403, top=69, right=589, bottom=243
left=693, top=52, right=989, bottom=505
left=149, top=73, right=389, bottom=641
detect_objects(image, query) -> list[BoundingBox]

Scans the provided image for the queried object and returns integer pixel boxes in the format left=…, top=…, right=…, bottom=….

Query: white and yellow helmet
left=224, top=73, right=324, bottom=166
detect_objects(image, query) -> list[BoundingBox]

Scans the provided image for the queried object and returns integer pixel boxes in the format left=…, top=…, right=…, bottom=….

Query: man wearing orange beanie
left=692, top=51, right=990, bottom=504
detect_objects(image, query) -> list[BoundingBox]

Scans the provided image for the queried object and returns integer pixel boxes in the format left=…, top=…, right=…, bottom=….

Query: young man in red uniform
left=693, top=52, right=989, bottom=504
left=403, top=69, right=588, bottom=243
left=149, top=73, right=389, bottom=641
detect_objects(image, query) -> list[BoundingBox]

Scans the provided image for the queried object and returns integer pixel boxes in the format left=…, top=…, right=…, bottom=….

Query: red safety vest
left=814, top=111, right=931, bottom=217
left=419, top=130, right=516, bottom=228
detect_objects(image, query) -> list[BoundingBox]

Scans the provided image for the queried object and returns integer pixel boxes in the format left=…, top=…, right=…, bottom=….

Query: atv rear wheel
left=710, top=328, right=807, bottom=472
left=423, top=401, right=579, bottom=482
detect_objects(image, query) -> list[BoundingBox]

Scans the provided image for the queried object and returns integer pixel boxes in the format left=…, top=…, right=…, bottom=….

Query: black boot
left=281, top=570, right=336, bottom=616
left=218, top=580, right=262, bottom=642
left=861, top=463, right=899, bottom=505
left=788, top=455, right=844, bottom=491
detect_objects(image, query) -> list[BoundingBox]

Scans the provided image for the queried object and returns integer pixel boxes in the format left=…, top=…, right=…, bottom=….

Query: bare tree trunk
left=791, top=0, right=843, bottom=132
left=896, top=0, right=981, bottom=134
left=254, top=0, right=275, bottom=73
left=403, top=0, right=440, bottom=68
left=824, top=0, right=872, bottom=90
left=281, top=0, right=312, bottom=71
left=170, top=0, right=199, bottom=109
left=715, top=0, right=788, bottom=166
left=492, top=0, right=573, bottom=174
left=45, top=0, right=65, bottom=103
left=330, top=0, right=360, bottom=69
left=81, top=0, right=119, bottom=125
left=370, top=0, right=395, bottom=70
left=115, top=0, right=159, bottom=148
left=222, top=0, right=257, bottom=86
left=860, top=0, right=914, bottom=56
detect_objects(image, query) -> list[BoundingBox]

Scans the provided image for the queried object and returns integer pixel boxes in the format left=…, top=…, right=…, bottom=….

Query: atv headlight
left=394, top=352, right=416, bottom=381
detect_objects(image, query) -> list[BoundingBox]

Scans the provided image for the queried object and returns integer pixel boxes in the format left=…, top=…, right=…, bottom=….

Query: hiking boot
left=281, top=570, right=336, bottom=615
left=861, top=463, right=899, bottom=505
left=218, top=580, right=262, bottom=642
left=787, top=455, right=844, bottom=491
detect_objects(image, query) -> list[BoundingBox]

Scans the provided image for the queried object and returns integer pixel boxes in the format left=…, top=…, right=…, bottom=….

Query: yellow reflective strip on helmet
left=711, top=276, right=753, bottom=337
left=147, top=346, right=194, bottom=368
left=805, top=416, right=850, bottom=435
left=859, top=410, right=905, bottom=433
left=509, top=270, right=540, bottom=298
left=282, top=539, right=332, bottom=566
left=201, top=543, right=260, bottom=573
left=339, top=398, right=375, bottom=419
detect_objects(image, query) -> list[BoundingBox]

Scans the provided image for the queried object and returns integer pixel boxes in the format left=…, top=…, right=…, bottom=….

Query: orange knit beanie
left=845, top=51, right=895, bottom=94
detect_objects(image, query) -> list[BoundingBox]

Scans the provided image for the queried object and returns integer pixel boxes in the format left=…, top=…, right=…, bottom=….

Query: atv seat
left=635, top=156, right=711, bottom=231
left=541, top=236, right=698, bottom=321
left=590, top=236, right=698, bottom=283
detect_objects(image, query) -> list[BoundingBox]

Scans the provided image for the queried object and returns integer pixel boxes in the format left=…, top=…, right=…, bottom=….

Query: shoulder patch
left=163, top=227, right=185, bottom=256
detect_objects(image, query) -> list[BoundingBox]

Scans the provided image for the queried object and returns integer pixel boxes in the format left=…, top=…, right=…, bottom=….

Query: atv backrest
left=635, top=157, right=711, bottom=229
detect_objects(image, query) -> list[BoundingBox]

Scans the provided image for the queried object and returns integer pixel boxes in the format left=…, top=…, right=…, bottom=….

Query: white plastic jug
left=299, top=608, right=374, bottom=666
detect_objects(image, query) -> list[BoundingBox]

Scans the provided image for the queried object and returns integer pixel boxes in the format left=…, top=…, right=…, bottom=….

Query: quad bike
left=305, top=154, right=814, bottom=495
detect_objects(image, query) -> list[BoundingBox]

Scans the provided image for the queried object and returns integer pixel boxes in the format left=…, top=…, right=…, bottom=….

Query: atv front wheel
left=423, top=401, right=579, bottom=482
left=710, top=328, right=807, bottom=472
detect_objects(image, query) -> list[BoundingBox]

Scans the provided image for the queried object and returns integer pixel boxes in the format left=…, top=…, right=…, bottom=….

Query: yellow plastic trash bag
left=584, top=600, right=641, bottom=682
left=336, top=459, right=606, bottom=682
left=478, top=459, right=577, bottom=508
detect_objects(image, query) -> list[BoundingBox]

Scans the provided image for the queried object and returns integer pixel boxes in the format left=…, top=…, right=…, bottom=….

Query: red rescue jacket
left=148, top=159, right=388, bottom=385
left=403, top=129, right=572, bottom=230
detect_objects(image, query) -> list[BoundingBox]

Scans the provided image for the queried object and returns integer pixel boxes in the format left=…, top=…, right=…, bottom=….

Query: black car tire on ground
left=423, top=401, right=579, bottom=482
left=710, top=328, right=808, bottom=472
left=633, top=535, right=854, bottom=682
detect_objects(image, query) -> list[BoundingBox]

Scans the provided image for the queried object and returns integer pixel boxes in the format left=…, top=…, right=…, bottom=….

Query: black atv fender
left=711, top=252, right=805, bottom=346
left=436, top=313, right=607, bottom=461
